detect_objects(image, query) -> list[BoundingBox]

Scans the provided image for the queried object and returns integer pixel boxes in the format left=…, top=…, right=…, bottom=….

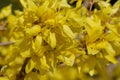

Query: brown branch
left=0, top=71, right=4, bottom=77
left=0, top=21, right=7, bottom=31
left=0, top=27, right=6, bottom=31
left=0, top=42, right=15, bottom=46
left=16, top=58, right=30, bottom=80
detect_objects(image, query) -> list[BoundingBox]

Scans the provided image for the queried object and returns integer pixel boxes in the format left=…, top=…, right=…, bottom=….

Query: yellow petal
left=60, top=0, right=71, bottom=8
left=36, top=0, right=49, bottom=17
left=20, top=49, right=31, bottom=58
left=57, top=54, right=75, bottom=66
left=27, top=0, right=38, bottom=11
left=48, top=32, right=56, bottom=48
left=89, top=69, right=96, bottom=76
left=40, top=56, right=49, bottom=69
left=87, top=43, right=99, bottom=55
left=34, top=35, right=42, bottom=52
left=97, top=41, right=116, bottom=56
left=20, top=0, right=27, bottom=8
left=24, top=72, right=39, bottom=80
left=63, top=25, right=75, bottom=39
left=45, top=19, right=55, bottom=25
left=64, top=54, right=75, bottom=66
left=85, top=17, right=103, bottom=42
left=25, top=25, right=41, bottom=37
left=105, top=55, right=118, bottom=64
left=76, top=0, right=82, bottom=9
left=112, top=0, right=120, bottom=8
left=0, top=77, right=9, bottom=80
left=106, top=23, right=119, bottom=36
left=0, top=5, right=11, bottom=19
left=25, top=59, right=36, bottom=73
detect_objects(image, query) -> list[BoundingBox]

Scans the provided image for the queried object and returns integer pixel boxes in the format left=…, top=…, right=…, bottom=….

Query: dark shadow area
left=0, top=0, right=23, bottom=13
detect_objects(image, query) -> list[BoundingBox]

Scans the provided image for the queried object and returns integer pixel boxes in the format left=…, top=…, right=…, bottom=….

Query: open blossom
left=0, top=0, right=120, bottom=80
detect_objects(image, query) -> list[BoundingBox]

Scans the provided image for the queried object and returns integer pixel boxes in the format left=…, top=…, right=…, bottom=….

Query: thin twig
left=0, top=27, right=6, bottom=31
left=0, top=21, right=7, bottom=31
left=16, top=58, right=30, bottom=80
left=0, top=42, right=15, bottom=46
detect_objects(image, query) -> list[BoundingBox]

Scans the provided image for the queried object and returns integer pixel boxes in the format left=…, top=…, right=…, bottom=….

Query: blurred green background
left=0, top=0, right=22, bottom=12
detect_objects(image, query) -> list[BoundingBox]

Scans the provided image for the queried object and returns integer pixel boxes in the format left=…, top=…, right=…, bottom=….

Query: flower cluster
left=0, top=0, right=120, bottom=80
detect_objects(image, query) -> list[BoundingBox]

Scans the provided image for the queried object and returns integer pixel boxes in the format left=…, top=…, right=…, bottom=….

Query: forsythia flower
left=0, top=0, right=120, bottom=80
